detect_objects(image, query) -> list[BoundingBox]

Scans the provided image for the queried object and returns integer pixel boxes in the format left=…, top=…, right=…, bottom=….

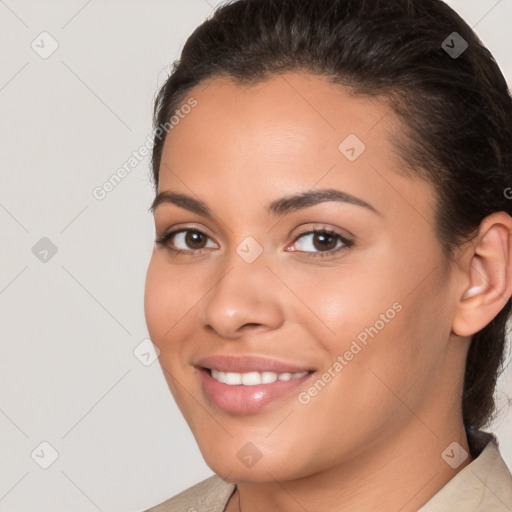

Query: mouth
left=194, top=355, right=316, bottom=414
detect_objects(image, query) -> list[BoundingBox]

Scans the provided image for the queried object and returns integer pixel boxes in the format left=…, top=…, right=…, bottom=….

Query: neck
left=232, top=419, right=473, bottom=512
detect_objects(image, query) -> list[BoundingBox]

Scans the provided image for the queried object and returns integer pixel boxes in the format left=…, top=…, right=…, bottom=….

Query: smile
left=210, top=369, right=310, bottom=386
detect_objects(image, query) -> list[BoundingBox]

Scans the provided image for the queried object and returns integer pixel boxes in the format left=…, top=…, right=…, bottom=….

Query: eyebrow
left=149, top=188, right=380, bottom=217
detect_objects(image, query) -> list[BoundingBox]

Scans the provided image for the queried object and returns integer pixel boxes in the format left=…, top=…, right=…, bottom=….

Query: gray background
left=0, top=1, right=511, bottom=511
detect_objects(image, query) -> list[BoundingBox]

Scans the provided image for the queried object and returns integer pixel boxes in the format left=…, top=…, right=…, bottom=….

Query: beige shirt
left=145, top=429, right=512, bottom=511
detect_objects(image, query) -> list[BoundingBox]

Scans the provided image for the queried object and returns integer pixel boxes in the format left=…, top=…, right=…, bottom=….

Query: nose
left=198, top=256, right=285, bottom=339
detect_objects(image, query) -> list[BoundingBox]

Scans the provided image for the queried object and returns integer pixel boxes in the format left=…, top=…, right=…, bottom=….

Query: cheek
left=289, top=245, right=447, bottom=388
left=144, top=257, right=185, bottom=346
left=144, top=258, right=197, bottom=405
left=281, top=256, right=399, bottom=348
left=313, top=266, right=450, bottom=418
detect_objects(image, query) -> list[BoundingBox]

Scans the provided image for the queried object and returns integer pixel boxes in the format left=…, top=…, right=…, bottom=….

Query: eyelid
left=291, top=222, right=356, bottom=240
left=291, top=223, right=354, bottom=241
left=157, top=223, right=217, bottom=243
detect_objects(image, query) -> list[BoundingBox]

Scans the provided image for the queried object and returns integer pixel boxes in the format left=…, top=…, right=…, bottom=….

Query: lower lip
left=198, top=368, right=314, bottom=414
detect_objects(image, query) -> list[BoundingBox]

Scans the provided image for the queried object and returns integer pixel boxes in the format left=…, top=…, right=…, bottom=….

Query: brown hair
left=150, top=0, right=512, bottom=430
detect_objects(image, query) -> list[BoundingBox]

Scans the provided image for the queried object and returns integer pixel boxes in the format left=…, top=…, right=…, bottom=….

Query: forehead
left=162, top=72, right=396, bottom=166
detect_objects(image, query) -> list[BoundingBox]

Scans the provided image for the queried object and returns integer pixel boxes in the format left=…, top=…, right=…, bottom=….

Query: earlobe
left=452, top=213, right=512, bottom=337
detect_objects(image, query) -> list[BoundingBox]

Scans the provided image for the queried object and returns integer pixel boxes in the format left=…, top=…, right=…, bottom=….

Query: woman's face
left=144, top=72, right=465, bottom=482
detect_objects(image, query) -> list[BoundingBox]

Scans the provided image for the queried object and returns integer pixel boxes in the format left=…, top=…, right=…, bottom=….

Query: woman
left=143, top=0, right=512, bottom=510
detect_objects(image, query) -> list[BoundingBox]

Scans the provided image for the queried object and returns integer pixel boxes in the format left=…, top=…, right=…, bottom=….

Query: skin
left=144, top=72, right=512, bottom=512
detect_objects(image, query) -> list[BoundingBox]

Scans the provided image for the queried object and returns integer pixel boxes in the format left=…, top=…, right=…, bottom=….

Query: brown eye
left=155, top=229, right=218, bottom=253
left=183, top=230, right=208, bottom=249
left=289, top=229, right=354, bottom=257
left=312, top=232, right=338, bottom=251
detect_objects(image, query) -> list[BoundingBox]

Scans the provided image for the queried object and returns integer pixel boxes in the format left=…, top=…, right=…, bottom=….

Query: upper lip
left=194, top=355, right=315, bottom=374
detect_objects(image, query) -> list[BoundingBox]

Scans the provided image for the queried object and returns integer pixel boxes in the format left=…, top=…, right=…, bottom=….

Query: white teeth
left=241, top=372, right=263, bottom=385
left=210, top=369, right=309, bottom=386
left=224, top=372, right=242, bottom=385
left=261, top=371, right=278, bottom=384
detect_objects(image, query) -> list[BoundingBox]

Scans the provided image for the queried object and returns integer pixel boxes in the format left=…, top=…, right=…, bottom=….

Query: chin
left=200, top=445, right=304, bottom=484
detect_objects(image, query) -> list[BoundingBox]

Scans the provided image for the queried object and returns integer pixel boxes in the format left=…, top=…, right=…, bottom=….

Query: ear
left=452, top=212, right=512, bottom=337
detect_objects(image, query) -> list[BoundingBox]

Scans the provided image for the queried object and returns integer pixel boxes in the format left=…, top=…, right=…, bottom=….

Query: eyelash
left=155, top=227, right=354, bottom=259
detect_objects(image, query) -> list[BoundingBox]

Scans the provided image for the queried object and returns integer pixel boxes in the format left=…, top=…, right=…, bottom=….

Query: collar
left=418, top=429, right=512, bottom=511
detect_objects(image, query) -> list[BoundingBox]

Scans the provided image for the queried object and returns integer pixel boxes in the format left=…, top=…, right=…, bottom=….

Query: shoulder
left=144, top=474, right=237, bottom=512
